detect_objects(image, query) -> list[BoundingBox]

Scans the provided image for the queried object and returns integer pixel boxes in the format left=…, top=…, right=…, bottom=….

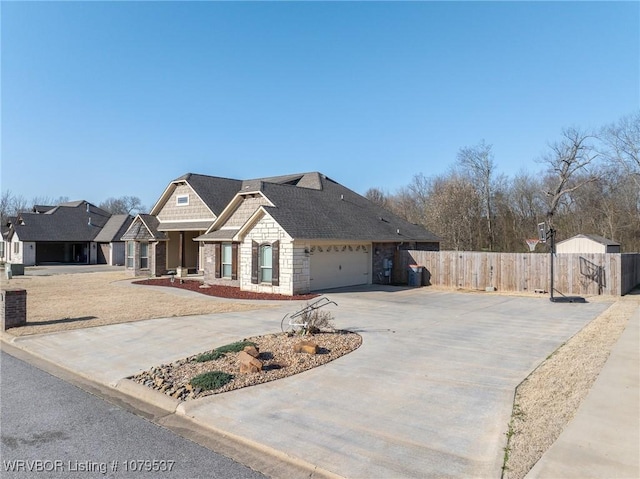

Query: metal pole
left=549, top=227, right=555, bottom=302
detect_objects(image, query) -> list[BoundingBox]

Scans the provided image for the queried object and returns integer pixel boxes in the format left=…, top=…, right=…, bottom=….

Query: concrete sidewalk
left=526, top=301, right=640, bottom=479
left=1, top=286, right=634, bottom=478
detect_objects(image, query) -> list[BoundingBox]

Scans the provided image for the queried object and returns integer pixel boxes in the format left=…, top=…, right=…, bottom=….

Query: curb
left=1, top=337, right=345, bottom=479
left=175, top=403, right=346, bottom=479
left=114, top=379, right=181, bottom=414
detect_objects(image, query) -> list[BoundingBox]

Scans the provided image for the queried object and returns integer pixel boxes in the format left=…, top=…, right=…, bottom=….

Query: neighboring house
left=556, top=234, right=621, bottom=254
left=5, top=201, right=113, bottom=265
left=0, top=219, right=12, bottom=263
left=93, top=214, right=134, bottom=266
left=122, top=171, right=440, bottom=295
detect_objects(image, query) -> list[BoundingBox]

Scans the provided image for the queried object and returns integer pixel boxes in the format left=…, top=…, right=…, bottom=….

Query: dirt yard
left=3, top=272, right=270, bottom=337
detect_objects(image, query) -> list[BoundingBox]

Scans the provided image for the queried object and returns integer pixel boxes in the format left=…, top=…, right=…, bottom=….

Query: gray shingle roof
left=256, top=176, right=439, bottom=242
left=190, top=172, right=439, bottom=243
left=12, top=201, right=111, bottom=242
left=174, top=173, right=243, bottom=216
left=94, top=215, right=134, bottom=243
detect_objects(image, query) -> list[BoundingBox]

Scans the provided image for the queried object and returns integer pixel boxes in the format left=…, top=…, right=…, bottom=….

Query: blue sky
left=2, top=1, right=638, bottom=211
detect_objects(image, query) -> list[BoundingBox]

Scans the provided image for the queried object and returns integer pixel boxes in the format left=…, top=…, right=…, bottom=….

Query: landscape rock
left=243, top=345, right=260, bottom=358
left=294, top=341, right=318, bottom=355
left=238, top=350, right=263, bottom=373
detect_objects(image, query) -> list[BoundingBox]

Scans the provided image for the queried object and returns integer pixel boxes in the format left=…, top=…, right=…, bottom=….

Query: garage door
left=309, top=244, right=370, bottom=291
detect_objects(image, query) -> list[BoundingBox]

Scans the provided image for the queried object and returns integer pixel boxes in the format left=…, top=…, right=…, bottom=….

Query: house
left=5, top=201, right=123, bottom=265
left=122, top=172, right=440, bottom=295
left=93, top=214, right=134, bottom=266
left=556, top=234, right=621, bottom=254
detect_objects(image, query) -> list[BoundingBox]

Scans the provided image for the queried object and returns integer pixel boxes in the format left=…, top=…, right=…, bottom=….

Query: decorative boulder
left=238, top=350, right=263, bottom=373
left=243, top=345, right=260, bottom=358
left=293, top=341, right=318, bottom=355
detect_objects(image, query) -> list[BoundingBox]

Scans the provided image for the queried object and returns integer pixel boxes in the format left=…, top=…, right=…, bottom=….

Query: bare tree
left=600, top=111, right=640, bottom=188
left=542, top=128, right=600, bottom=228
left=457, top=140, right=498, bottom=250
left=99, top=196, right=145, bottom=215
left=364, top=187, right=389, bottom=209
left=426, top=173, right=481, bottom=250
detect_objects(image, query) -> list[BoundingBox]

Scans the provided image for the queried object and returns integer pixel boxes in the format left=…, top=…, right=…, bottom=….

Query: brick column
left=2, top=288, right=27, bottom=330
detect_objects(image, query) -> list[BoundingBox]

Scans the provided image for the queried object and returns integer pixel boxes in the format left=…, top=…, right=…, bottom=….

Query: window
left=221, top=243, right=232, bottom=278
left=140, top=242, right=149, bottom=269
left=260, top=244, right=273, bottom=283
left=126, top=242, right=134, bottom=268
left=176, top=194, right=189, bottom=206
left=251, top=240, right=279, bottom=286
left=0, top=242, right=4, bottom=258
left=13, top=242, right=19, bottom=254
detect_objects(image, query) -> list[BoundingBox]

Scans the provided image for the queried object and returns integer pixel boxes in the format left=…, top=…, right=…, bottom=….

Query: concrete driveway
left=4, top=286, right=611, bottom=478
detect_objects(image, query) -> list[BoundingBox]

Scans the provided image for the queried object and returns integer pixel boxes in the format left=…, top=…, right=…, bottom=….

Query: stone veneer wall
left=240, top=214, right=294, bottom=295
left=1, top=288, right=27, bottom=330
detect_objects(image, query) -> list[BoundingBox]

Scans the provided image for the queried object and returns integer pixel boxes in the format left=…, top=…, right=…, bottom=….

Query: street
left=0, top=351, right=267, bottom=479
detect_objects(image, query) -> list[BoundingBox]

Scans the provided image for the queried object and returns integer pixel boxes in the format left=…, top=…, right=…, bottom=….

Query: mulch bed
left=132, top=278, right=319, bottom=301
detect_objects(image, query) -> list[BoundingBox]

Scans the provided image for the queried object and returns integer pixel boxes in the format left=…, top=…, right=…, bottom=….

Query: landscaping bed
left=129, top=330, right=362, bottom=401
left=133, top=278, right=319, bottom=301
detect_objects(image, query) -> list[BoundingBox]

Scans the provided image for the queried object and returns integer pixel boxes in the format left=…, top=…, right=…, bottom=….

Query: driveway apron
left=7, top=287, right=611, bottom=478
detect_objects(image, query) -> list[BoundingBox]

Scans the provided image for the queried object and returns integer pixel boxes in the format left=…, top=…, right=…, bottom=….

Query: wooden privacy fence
left=396, top=251, right=640, bottom=296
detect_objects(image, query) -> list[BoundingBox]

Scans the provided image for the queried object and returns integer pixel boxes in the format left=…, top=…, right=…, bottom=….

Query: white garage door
left=309, top=244, right=370, bottom=291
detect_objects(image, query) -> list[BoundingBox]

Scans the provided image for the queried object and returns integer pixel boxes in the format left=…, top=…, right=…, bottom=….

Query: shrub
left=194, top=351, right=225, bottom=362
left=215, top=341, right=257, bottom=354
left=300, top=308, right=335, bottom=335
left=190, top=371, right=234, bottom=391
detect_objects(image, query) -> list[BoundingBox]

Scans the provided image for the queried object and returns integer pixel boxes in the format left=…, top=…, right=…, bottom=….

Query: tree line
left=2, top=112, right=637, bottom=252
left=366, top=112, right=639, bottom=253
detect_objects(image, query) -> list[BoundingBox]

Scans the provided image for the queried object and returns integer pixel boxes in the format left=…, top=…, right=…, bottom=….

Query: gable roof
left=121, top=214, right=168, bottom=241
left=10, top=201, right=111, bottom=242
left=150, top=173, right=242, bottom=217
left=197, top=172, right=440, bottom=243
left=557, top=234, right=620, bottom=247
left=94, top=215, right=134, bottom=243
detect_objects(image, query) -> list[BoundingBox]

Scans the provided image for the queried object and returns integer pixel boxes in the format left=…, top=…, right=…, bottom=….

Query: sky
left=1, top=1, right=638, bottom=211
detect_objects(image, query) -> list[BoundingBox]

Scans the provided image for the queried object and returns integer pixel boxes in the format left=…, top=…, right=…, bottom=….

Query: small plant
left=215, top=340, right=257, bottom=353
left=301, top=308, right=335, bottom=335
left=194, top=351, right=225, bottom=362
left=190, top=371, right=234, bottom=391
left=502, top=403, right=525, bottom=473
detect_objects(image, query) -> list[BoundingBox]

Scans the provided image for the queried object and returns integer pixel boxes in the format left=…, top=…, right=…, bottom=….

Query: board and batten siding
left=398, top=251, right=640, bottom=296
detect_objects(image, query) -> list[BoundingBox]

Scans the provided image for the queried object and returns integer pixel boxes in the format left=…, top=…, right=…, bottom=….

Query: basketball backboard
left=537, top=222, right=548, bottom=243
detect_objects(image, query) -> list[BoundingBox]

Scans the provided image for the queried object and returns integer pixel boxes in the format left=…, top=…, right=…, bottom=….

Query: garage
left=309, top=244, right=370, bottom=291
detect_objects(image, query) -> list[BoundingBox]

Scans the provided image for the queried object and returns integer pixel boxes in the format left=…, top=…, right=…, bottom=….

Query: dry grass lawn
left=3, top=272, right=269, bottom=337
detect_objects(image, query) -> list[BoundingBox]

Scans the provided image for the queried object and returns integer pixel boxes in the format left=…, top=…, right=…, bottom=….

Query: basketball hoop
left=526, top=238, right=540, bottom=252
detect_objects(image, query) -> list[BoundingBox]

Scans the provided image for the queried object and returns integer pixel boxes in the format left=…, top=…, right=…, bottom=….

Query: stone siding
left=157, top=184, right=214, bottom=222
left=240, top=214, right=294, bottom=295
